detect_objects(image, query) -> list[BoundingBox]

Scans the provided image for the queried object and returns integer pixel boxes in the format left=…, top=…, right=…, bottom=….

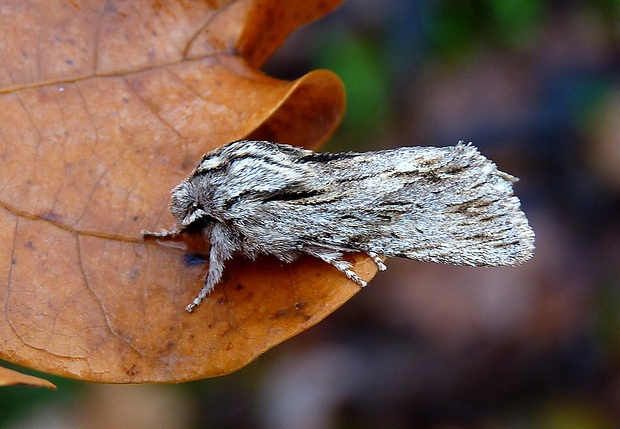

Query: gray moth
left=143, top=139, right=535, bottom=312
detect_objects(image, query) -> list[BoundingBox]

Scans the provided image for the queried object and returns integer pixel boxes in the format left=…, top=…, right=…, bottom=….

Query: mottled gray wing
left=238, top=143, right=534, bottom=267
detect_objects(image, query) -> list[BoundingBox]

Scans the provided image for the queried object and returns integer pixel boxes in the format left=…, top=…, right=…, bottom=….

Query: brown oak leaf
left=0, top=0, right=380, bottom=382
left=0, top=365, right=56, bottom=389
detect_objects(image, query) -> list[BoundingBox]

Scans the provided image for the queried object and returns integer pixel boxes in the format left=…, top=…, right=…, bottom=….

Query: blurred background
left=3, top=0, right=620, bottom=428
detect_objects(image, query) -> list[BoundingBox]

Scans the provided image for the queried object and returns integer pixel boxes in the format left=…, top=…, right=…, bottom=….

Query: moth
left=143, top=140, right=535, bottom=312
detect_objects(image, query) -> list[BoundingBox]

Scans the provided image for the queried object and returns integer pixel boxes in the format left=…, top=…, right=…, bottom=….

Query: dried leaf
left=0, top=0, right=377, bottom=383
left=0, top=365, right=56, bottom=389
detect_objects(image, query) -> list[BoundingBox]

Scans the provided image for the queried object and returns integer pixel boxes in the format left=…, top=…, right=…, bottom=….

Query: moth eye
left=190, top=201, right=205, bottom=212
left=182, top=204, right=207, bottom=226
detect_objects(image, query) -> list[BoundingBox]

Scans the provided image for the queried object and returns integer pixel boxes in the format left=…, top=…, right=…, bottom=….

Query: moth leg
left=186, top=224, right=236, bottom=312
left=304, top=247, right=367, bottom=288
left=367, top=251, right=387, bottom=271
left=141, top=227, right=182, bottom=240
left=186, top=247, right=225, bottom=312
left=186, top=244, right=227, bottom=312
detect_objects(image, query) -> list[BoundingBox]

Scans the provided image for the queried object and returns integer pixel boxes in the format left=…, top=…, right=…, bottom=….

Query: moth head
left=170, top=179, right=208, bottom=228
